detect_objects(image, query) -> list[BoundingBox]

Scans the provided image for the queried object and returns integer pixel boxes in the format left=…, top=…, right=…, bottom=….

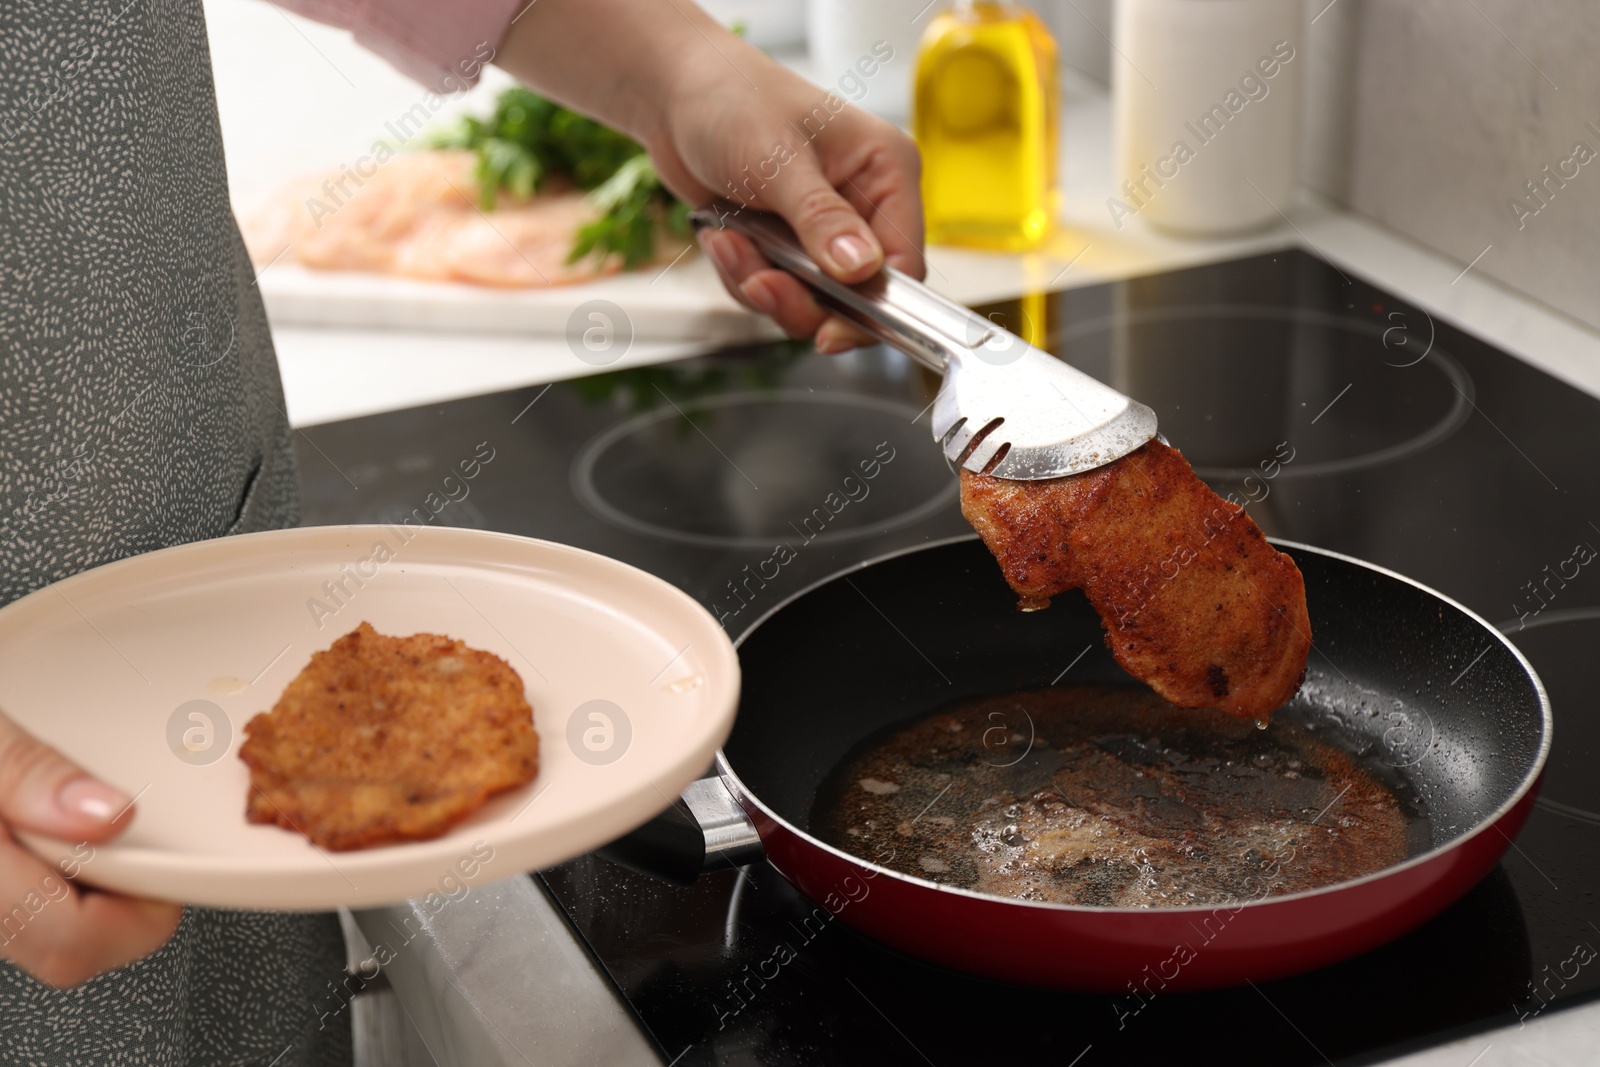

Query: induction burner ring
left=1499, top=605, right=1600, bottom=826
left=1054, top=305, right=1476, bottom=481
left=571, top=390, right=958, bottom=550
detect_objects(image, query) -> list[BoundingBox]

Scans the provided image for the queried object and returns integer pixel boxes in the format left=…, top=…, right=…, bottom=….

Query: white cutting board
left=255, top=252, right=782, bottom=345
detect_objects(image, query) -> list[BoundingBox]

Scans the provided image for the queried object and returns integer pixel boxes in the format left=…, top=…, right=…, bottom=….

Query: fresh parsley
left=427, top=88, right=690, bottom=271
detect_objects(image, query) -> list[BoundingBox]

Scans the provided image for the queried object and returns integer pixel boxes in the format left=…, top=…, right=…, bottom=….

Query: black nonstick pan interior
left=728, top=536, right=1546, bottom=861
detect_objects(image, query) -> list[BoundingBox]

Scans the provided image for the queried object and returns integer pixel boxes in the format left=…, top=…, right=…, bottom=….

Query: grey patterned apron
left=0, top=0, right=349, bottom=1062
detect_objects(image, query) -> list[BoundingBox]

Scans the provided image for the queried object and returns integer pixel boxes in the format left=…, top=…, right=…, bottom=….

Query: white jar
left=1111, top=0, right=1304, bottom=235
left=806, top=0, right=930, bottom=122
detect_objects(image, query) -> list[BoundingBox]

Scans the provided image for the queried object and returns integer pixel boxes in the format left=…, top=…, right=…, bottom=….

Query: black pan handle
left=596, top=775, right=765, bottom=885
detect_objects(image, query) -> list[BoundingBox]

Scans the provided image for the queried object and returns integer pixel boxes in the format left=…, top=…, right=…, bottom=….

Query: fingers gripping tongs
left=690, top=202, right=1158, bottom=481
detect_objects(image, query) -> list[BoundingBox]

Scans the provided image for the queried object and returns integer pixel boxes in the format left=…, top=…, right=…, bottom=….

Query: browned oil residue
left=813, top=686, right=1414, bottom=907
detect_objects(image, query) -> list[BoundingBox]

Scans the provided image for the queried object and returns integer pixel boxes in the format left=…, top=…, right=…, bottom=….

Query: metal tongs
left=690, top=202, right=1158, bottom=481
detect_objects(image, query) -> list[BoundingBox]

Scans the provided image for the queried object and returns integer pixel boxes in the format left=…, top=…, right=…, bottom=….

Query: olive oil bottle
left=913, top=1, right=1059, bottom=251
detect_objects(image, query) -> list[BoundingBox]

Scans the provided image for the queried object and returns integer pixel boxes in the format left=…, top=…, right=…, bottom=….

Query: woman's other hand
left=0, top=714, right=181, bottom=986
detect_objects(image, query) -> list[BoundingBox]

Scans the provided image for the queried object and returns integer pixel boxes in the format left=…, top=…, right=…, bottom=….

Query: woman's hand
left=0, top=714, right=181, bottom=987
left=496, top=0, right=925, bottom=353
left=651, top=51, right=924, bottom=353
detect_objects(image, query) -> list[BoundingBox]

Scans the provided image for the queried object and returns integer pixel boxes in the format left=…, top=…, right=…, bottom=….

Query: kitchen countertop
left=207, top=4, right=1600, bottom=1063
left=206, top=1, right=1600, bottom=430
left=267, top=191, right=1600, bottom=427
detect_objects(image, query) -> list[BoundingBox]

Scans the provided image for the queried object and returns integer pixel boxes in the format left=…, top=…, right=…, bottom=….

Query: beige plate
left=0, top=526, right=739, bottom=910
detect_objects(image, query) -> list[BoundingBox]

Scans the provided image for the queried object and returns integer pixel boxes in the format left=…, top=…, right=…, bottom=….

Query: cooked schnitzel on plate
left=240, top=622, right=539, bottom=851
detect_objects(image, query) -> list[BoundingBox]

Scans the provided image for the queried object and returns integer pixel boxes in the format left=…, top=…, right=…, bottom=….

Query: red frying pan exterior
left=731, top=764, right=1541, bottom=992
left=718, top=538, right=1552, bottom=991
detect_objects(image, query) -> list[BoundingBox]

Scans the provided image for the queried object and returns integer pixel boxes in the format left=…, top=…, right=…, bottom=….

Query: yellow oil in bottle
left=913, top=2, right=1059, bottom=251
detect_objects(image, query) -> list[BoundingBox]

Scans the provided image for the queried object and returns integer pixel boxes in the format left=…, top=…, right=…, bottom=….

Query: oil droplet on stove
left=1255, top=718, right=1270, bottom=731
left=664, top=673, right=703, bottom=695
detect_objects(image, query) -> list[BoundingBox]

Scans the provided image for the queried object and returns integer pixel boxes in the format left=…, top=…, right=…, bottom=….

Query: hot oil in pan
left=812, top=685, right=1429, bottom=907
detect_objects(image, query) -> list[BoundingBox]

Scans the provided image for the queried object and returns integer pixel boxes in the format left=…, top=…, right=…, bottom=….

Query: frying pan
left=604, top=536, right=1550, bottom=991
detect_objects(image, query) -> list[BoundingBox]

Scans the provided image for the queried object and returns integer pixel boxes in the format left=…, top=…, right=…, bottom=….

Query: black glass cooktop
left=296, top=249, right=1600, bottom=1066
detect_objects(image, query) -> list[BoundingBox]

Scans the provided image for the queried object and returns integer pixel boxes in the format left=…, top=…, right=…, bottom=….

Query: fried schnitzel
left=961, top=439, right=1310, bottom=720
left=240, top=622, right=539, bottom=851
